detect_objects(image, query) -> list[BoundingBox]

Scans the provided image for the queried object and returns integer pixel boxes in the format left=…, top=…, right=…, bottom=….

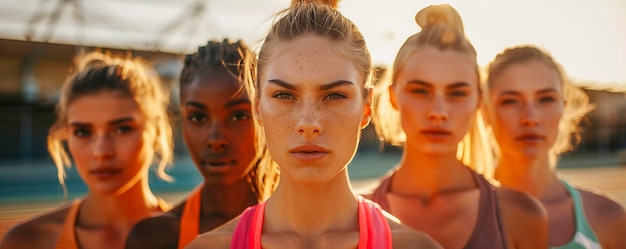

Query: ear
left=389, top=84, right=398, bottom=110
left=254, top=97, right=263, bottom=127
left=360, top=88, right=373, bottom=129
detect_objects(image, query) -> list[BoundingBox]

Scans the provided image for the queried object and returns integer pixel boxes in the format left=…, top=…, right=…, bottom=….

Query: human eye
left=187, top=113, right=207, bottom=124
left=448, top=90, right=468, bottom=98
left=538, top=96, right=557, bottom=103
left=323, top=92, right=347, bottom=100
left=410, top=88, right=429, bottom=96
left=499, top=98, right=518, bottom=106
left=114, top=125, right=134, bottom=134
left=271, top=91, right=295, bottom=100
left=231, top=111, right=252, bottom=122
left=72, top=128, right=92, bottom=138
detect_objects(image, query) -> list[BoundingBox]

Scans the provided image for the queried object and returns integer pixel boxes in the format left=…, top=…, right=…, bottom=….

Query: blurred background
left=1, top=0, right=625, bottom=238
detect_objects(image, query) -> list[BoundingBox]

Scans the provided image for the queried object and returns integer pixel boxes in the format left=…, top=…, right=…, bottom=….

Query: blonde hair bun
left=415, top=4, right=464, bottom=35
left=291, top=0, right=340, bottom=9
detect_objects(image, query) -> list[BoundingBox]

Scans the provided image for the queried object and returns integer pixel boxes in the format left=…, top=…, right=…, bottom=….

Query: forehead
left=67, top=91, right=142, bottom=123
left=262, top=36, right=361, bottom=85
left=398, top=49, right=476, bottom=85
left=183, top=69, right=246, bottom=100
left=490, top=61, right=561, bottom=94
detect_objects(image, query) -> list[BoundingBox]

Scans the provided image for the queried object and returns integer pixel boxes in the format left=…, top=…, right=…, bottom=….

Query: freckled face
left=255, top=35, right=371, bottom=185
left=487, top=61, right=563, bottom=159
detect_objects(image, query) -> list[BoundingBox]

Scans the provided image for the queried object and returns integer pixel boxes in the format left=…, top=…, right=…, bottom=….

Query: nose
left=520, top=103, right=539, bottom=127
left=427, top=95, right=449, bottom=122
left=295, top=103, right=323, bottom=137
left=93, top=134, right=114, bottom=161
left=207, top=123, right=229, bottom=152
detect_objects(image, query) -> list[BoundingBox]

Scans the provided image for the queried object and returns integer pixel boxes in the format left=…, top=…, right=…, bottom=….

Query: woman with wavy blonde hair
left=186, top=1, right=441, bottom=249
left=364, top=4, right=548, bottom=249
left=483, top=45, right=626, bottom=248
left=0, top=52, right=173, bottom=249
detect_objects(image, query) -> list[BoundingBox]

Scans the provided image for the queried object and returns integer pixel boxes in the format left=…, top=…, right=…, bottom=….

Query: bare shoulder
left=577, top=187, right=626, bottom=246
left=184, top=216, right=240, bottom=249
left=578, top=188, right=626, bottom=222
left=383, top=214, right=442, bottom=249
left=0, top=205, right=71, bottom=249
left=125, top=212, right=181, bottom=249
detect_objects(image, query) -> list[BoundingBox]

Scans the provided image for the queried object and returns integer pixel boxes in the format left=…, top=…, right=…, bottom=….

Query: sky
left=0, top=0, right=624, bottom=89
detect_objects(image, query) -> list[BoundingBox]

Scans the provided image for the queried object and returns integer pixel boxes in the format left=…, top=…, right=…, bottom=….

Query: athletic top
left=230, top=196, right=393, bottom=249
left=550, top=179, right=601, bottom=249
left=178, top=185, right=203, bottom=249
left=368, top=170, right=508, bottom=249
left=54, top=198, right=169, bottom=249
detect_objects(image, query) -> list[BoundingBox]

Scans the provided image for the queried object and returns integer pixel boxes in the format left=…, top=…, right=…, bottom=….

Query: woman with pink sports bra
left=185, top=0, right=441, bottom=248
left=0, top=52, right=173, bottom=249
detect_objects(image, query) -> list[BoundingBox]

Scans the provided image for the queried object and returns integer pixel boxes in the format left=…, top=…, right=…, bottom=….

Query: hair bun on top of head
left=291, top=0, right=340, bottom=9
left=415, top=4, right=465, bottom=35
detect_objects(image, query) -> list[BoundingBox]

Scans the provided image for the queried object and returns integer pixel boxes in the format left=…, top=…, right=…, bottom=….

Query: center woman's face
left=256, top=35, right=370, bottom=185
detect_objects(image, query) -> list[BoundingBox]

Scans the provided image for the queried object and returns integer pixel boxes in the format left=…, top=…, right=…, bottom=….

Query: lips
left=420, top=128, right=452, bottom=141
left=89, top=168, right=122, bottom=180
left=201, top=159, right=236, bottom=173
left=289, top=144, right=330, bottom=162
left=515, top=134, right=545, bottom=143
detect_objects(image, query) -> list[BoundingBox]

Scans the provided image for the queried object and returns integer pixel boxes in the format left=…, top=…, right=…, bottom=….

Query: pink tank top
left=54, top=198, right=170, bottom=249
left=230, top=196, right=392, bottom=249
left=368, top=170, right=508, bottom=249
left=178, top=185, right=203, bottom=249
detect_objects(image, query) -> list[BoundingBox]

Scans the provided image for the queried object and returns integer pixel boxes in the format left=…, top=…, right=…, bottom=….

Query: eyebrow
left=267, top=79, right=355, bottom=91
left=407, top=80, right=470, bottom=89
left=498, top=87, right=559, bottom=96
left=70, top=117, right=136, bottom=127
left=185, top=101, right=206, bottom=110
left=225, top=98, right=251, bottom=108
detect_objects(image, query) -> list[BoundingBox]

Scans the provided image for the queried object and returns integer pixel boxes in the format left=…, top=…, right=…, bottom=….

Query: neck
left=265, top=169, right=359, bottom=237
left=495, top=152, right=561, bottom=199
left=80, top=177, right=161, bottom=228
left=201, top=178, right=258, bottom=217
left=392, top=145, right=475, bottom=200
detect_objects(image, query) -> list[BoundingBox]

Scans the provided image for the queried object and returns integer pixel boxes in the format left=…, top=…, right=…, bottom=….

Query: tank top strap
left=231, top=201, right=265, bottom=249
left=177, top=185, right=204, bottom=249
left=55, top=199, right=82, bottom=249
left=553, top=179, right=601, bottom=249
left=465, top=171, right=508, bottom=249
left=358, top=196, right=393, bottom=249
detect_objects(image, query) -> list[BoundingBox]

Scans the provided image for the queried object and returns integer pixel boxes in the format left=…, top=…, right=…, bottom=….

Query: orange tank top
left=54, top=198, right=169, bottom=249
left=177, top=185, right=203, bottom=249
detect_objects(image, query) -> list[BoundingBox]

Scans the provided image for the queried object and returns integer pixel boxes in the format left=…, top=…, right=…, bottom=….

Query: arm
left=0, top=208, right=68, bottom=249
left=497, top=188, right=549, bottom=249
left=125, top=215, right=181, bottom=249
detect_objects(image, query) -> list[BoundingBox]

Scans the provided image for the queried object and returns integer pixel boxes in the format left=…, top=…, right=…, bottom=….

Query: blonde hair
left=372, top=4, right=492, bottom=176
left=47, top=52, right=174, bottom=188
left=485, top=45, right=593, bottom=164
left=243, top=0, right=372, bottom=197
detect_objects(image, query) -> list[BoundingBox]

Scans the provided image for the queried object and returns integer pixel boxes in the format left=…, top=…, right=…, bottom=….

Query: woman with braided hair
left=126, top=39, right=278, bottom=249
left=186, top=1, right=440, bottom=248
